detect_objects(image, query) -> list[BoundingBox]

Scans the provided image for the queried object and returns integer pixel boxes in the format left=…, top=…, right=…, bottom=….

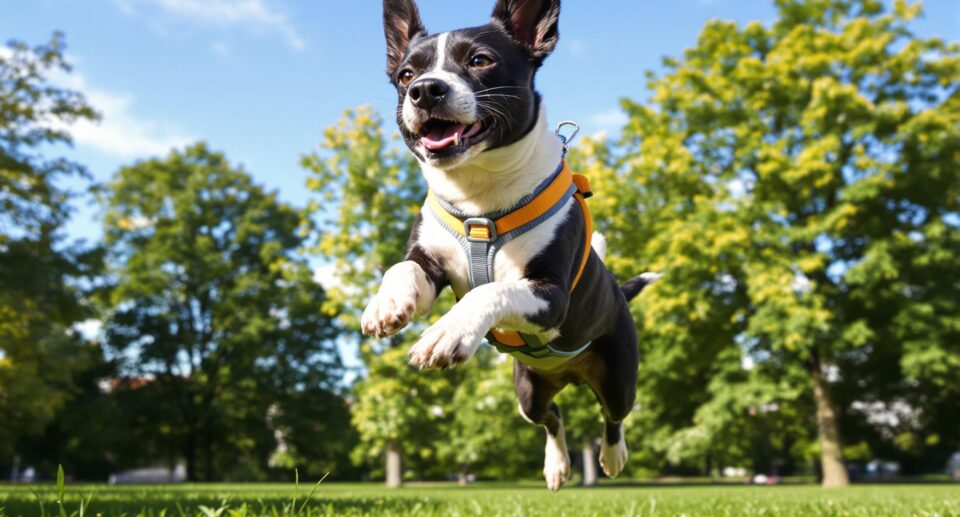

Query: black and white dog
left=362, top=0, right=655, bottom=491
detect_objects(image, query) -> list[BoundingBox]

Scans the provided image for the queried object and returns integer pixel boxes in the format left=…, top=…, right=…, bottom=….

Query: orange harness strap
left=425, top=162, right=593, bottom=350
left=489, top=182, right=592, bottom=348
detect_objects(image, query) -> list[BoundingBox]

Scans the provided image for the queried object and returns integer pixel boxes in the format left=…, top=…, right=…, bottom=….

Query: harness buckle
left=464, top=217, right=497, bottom=242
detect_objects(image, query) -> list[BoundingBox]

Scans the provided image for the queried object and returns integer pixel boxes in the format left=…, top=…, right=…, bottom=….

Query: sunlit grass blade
left=55, top=465, right=65, bottom=517
left=296, top=472, right=330, bottom=515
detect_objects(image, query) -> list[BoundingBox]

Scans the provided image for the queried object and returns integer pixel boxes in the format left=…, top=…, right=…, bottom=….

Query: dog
left=362, top=0, right=656, bottom=491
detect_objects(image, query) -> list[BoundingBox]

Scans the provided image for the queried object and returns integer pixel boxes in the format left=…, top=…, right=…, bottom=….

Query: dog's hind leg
left=584, top=305, right=639, bottom=479
left=514, top=362, right=570, bottom=492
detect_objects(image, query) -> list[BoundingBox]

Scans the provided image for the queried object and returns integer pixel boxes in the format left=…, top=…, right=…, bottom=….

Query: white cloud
left=3, top=46, right=189, bottom=159
left=49, top=68, right=193, bottom=159
left=112, top=0, right=306, bottom=51
left=588, top=109, right=629, bottom=133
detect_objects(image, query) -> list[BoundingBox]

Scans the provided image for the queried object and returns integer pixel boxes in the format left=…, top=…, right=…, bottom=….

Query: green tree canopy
left=580, top=0, right=959, bottom=485
left=101, top=143, right=342, bottom=481
left=0, top=33, right=99, bottom=455
left=303, top=107, right=458, bottom=485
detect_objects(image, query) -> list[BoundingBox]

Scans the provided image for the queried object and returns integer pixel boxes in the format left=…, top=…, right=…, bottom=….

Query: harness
left=425, top=158, right=595, bottom=370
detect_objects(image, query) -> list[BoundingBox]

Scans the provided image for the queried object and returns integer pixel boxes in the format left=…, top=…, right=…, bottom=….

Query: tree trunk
left=10, top=455, right=20, bottom=482
left=812, top=363, right=849, bottom=488
left=582, top=434, right=598, bottom=487
left=204, top=425, right=215, bottom=482
left=185, top=429, right=198, bottom=482
left=385, top=441, right=402, bottom=488
left=457, top=463, right=469, bottom=486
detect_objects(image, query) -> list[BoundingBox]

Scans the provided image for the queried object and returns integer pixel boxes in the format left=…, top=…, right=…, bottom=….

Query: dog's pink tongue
left=422, top=123, right=467, bottom=150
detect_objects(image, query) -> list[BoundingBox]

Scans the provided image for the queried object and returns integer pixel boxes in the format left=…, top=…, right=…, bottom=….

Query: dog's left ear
left=490, top=0, right=560, bottom=63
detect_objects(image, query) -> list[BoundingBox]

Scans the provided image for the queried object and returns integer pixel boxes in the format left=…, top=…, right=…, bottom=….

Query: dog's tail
left=621, top=272, right=662, bottom=302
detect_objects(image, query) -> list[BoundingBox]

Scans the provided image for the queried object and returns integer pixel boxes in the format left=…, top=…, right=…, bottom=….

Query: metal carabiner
left=555, top=120, right=581, bottom=158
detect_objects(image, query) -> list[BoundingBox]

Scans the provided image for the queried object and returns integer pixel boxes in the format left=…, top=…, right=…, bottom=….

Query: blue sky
left=3, top=0, right=958, bottom=244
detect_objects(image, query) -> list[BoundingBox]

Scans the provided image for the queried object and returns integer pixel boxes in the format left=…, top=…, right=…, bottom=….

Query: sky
left=3, top=0, right=959, bottom=244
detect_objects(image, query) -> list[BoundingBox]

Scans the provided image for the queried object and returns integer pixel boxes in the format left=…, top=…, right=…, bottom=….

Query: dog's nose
left=408, top=78, right=449, bottom=110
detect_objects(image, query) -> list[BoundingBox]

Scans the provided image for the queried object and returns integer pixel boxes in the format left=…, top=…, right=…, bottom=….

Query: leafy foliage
left=438, top=349, right=542, bottom=480
left=304, top=107, right=462, bottom=481
left=0, top=33, right=99, bottom=454
left=101, top=143, right=342, bottom=480
left=573, top=0, right=960, bottom=480
left=0, top=32, right=98, bottom=234
left=302, top=106, right=426, bottom=332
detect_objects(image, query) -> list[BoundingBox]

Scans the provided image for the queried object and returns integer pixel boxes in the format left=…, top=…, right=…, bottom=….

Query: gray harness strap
left=429, top=163, right=569, bottom=290
left=425, top=161, right=594, bottom=369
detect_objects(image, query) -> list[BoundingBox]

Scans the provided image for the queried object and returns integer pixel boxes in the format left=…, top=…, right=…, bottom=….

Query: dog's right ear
left=384, top=0, right=426, bottom=77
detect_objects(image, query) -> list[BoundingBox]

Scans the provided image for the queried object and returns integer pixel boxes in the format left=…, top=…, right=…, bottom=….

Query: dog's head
left=384, top=0, right=560, bottom=169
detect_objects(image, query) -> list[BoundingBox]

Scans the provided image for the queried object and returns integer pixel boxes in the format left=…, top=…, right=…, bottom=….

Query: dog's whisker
left=476, top=104, right=506, bottom=127
left=477, top=101, right=514, bottom=132
left=476, top=94, right=524, bottom=101
left=484, top=112, right=512, bottom=134
left=473, top=85, right=526, bottom=95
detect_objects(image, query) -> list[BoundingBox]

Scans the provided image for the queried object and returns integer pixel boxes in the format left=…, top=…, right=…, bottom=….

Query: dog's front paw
left=361, top=287, right=417, bottom=338
left=408, top=314, right=485, bottom=369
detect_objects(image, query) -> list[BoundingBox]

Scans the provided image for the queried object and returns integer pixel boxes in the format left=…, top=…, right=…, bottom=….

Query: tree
left=0, top=33, right=99, bottom=459
left=438, top=349, right=542, bottom=484
left=349, top=346, right=458, bottom=486
left=101, top=143, right=342, bottom=481
left=584, top=0, right=959, bottom=486
left=303, top=106, right=463, bottom=486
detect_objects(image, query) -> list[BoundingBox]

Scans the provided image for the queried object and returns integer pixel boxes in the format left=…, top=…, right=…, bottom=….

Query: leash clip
left=555, top=120, right=581, bottom=158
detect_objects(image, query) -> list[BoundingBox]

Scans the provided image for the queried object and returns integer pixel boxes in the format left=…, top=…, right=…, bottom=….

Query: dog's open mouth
left=418, top=118, right=491, bottom=155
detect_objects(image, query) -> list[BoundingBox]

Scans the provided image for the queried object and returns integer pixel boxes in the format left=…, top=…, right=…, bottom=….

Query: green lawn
left=2, top=481, right=960, bottom=516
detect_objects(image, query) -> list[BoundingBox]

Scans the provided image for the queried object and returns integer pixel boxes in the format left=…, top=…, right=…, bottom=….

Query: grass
left=1, top=478, right=960, bottom=516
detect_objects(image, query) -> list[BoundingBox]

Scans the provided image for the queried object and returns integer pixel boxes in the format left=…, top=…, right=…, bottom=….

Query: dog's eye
left=398, top=70, right=415, bottom=86
left=468, top=55, right=494, bottom=68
